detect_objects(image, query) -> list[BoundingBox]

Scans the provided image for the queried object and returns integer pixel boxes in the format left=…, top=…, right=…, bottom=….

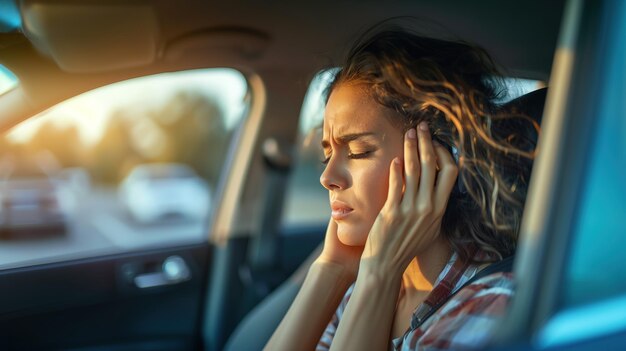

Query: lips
left=331, top=200, right=354, bottom=220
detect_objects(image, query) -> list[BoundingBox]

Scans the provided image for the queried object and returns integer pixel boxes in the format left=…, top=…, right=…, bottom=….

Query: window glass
left=0, top=0, right=21, bottom=32
left=562, top=78, right=626, bottom=307
left=537, top=5, right=625, bottom=347
left=281, top=71, right=545, bottom=229
left=281, top=70, right=335, bottom=228
left=561, top=4, right=626, bottom=310
left=0, top=68, right=248, bottom=269
left=0, top=64, right=18, bottom=96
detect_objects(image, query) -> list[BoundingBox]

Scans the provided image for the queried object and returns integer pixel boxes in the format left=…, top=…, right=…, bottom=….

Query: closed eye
left=321, top=148, right=376, bottom=164
left=322, top=150, right=375, bottom=164
left=348, top=151, right=373, bottom=159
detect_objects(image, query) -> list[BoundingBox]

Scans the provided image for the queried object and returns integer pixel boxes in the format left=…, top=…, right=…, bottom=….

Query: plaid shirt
left=316, top=252, right=514, bottom=351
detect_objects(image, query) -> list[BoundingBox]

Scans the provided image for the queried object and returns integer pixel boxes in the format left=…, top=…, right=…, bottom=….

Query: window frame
left=493, top=0, right=626, bottom=347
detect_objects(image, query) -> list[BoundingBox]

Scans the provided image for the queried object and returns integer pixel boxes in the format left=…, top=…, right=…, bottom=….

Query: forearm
left=329, top=269, right=401, bottom=351
left=265, top=261, right=355, bottom=351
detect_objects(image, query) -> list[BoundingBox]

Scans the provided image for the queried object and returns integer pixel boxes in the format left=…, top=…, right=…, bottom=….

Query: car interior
left=223, top=86, right=549, bottom=351
left=1, top=0, right=625, bottom=350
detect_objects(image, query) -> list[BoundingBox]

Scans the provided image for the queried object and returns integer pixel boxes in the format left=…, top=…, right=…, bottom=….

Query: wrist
left=358, top=256, right=406, bottom=283
left=352, top=266, right=402, bottom=303
left=310, top=259, right=357, bottom=287
left=357, top=259, right=403, bottom=287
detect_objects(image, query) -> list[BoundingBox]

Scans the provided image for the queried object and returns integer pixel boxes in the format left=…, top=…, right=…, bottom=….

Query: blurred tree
left=27, top=120, right=82, bottom=168
left=18, top=89, right=233, bottom=187
left=86, top=111, right=139, bottom=184
left=147, top=90, right=230, bottom=188
left=0, top=135, right=8, bottom=154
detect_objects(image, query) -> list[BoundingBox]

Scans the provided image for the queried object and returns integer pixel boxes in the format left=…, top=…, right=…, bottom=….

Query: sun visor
left=163, top=28, right=270, bottom=63
left=21, top=3, right=158, bottom=73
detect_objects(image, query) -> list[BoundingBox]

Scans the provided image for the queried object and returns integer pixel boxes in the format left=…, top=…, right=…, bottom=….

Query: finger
left=403, top=127, right=420, bottom=204
left=433, top=143, right=459, bottom=213
left=416, top=122, right=437, bottom=205
left=384, top=157, right=403, bottom=210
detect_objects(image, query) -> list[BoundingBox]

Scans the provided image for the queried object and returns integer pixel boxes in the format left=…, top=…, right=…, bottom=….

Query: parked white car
left=118, top=163, right=211, bottom=224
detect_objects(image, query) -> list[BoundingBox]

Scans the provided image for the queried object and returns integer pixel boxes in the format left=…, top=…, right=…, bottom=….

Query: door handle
left=133, top=255, right=191, bottom=289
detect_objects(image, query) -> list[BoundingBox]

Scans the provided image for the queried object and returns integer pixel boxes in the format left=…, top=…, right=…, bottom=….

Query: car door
left=487, top=0, right=626, bottom=349
left=0, top=66, right=251, bottom=351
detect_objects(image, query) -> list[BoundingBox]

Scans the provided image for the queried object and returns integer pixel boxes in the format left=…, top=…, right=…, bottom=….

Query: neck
left=401, top=238, right=452, bottom=295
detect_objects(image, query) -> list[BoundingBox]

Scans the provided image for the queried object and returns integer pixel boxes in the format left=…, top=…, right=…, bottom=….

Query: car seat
left=223, top=87, right=548, bottom=351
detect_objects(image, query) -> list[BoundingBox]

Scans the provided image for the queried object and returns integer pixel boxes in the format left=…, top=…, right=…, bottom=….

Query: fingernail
left=394, top=158, right=401, bottom=165
left=419, top=122, right=429, bottom=131
left=407, top=128, right=416, bottom=139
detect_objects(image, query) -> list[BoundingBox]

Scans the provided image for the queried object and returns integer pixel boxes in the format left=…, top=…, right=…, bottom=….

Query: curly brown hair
left=324, top=26, right=539, bottom=263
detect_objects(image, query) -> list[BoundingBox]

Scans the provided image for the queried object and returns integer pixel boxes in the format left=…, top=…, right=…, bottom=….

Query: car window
left=280, top=70, right=335, bottom=229
left=0, top=64, right=18, bottom=96
left=563, top=66, right=625, bottom=307
left=0, top=0, right=21, bottom=33
left=537, top=6, right=626, bottom=347
left=0, top=68, right=248, bottom=269
left=280, top=70, right=545, bottom=230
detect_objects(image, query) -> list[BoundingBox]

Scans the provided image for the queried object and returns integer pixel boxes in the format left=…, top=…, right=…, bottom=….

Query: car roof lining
left=0, top=0, right=565, bottom=126
left=14, top=0, right=565, bottom=74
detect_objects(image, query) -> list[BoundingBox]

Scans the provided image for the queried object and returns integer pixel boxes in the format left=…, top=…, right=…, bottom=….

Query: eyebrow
left=321, top=132, right=377, bottom=149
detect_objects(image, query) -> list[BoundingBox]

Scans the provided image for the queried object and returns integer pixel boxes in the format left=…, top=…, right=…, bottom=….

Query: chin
left=336, top=223, right=368, bottom=246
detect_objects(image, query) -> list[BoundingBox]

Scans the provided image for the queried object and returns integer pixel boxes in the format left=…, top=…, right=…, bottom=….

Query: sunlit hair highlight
left=325, top=26, right=540, bottom=263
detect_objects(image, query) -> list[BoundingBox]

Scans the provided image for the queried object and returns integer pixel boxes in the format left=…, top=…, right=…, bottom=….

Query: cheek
left=355, top=162, right=391, bottom=216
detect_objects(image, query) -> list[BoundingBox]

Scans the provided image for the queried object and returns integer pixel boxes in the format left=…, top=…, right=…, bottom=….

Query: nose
left=320, top=156, right=349, bottom=191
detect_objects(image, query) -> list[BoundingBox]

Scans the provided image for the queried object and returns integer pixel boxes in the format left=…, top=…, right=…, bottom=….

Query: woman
left=266, top=25, right=538, bottom=351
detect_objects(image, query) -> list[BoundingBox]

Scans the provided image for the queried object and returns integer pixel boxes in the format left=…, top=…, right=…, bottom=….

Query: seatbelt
left=411, top=255, right=515, bottom=329
left=247, top=137, right=292, bottom=269
left=242, top=137, right=293, bottom=296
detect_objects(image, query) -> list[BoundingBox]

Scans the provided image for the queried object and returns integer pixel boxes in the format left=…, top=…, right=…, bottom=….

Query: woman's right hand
left=267, top=219, right=362, bottom=351
left=314, top=218, right=364, bottom=281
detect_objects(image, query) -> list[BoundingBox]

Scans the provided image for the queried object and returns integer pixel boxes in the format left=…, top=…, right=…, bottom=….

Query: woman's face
left=321, top=83, right=404, bottom=246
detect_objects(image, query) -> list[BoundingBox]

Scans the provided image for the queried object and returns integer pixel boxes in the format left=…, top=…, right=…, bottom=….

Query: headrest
left=495, top=88, right=547, bottom=151
left=500, top=87, right=548, bottom=125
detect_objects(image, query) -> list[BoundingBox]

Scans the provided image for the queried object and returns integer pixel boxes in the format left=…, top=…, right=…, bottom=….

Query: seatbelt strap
left=411, top=255, right=515, bottom=330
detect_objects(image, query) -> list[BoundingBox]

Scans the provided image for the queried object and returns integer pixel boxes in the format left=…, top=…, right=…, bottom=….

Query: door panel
left=0, top=243, right=211, bottom=351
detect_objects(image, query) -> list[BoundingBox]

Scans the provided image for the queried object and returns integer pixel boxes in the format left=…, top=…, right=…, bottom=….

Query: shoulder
left=413, top=272, right=515, bottom=350
left=441, top=271, right=514, bottom=317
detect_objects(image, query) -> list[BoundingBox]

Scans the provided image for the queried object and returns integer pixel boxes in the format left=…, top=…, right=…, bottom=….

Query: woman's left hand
left=360, top=122, right=458, bottom=276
